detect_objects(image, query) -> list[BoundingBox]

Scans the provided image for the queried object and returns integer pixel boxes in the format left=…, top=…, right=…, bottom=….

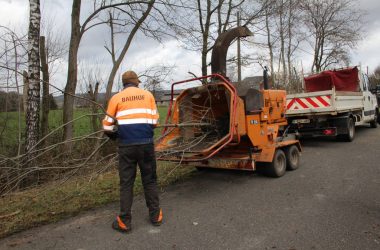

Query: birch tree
left=26, top=0, right=41, bottom=153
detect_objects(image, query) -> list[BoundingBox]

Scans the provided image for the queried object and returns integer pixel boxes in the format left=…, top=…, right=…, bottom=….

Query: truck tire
left=370, top=110, right=378, bottom=128
left=338, top=117, right=355, bottom=142
left=285, top=145, right=300, bottom=171
left=266, top=149, right=286, bottom=178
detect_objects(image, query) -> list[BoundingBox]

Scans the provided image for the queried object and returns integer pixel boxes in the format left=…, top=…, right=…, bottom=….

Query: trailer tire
left=338, top=117, right=355, bottom=142
left=266, top=149, right=287, bottom=178
left=285, top=145, right=300, bottom=171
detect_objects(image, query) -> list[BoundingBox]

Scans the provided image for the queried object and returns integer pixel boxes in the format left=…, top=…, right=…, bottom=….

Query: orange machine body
left=155, top=75, right=301, bottom=171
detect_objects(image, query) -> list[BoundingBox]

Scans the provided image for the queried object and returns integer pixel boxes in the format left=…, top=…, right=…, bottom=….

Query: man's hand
left=104, top=130, right=118, bottom=140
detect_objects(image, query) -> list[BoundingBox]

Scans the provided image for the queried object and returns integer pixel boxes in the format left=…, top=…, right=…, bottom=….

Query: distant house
left=154, top=89, right=183, bottom=106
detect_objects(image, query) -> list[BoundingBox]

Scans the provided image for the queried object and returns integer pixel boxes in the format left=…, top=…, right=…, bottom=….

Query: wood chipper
left=155, top=27, right=301, bottom=177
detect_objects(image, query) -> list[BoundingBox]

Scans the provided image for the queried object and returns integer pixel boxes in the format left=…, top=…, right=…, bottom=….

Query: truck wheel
left=370, top=111, right=378, bottom=128
left=285, top=145, right=300, bottom=171
left=266, top=149, right=286, bottom=178
left=338, top=117, right=355, bottom=142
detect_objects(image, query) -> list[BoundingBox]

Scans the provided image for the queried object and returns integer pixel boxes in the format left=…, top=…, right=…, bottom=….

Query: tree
left=368, top=65, right=380, bottom=89
left=301, top=0, right=364, bottom=72
left=87, top=82, right=100, bottom=132
left=48, top=94, right=58, bottom=110
left=174, top=1, right=260, bottom=77
left=177, top=0, right=271, bottom=78
left=103, top=1, right=155, bottom=106
left=40, top=36, right=49, bottom=140
left=63, top=0, right=155, bottom=144
left=39, top=16, right=67, bottom=140
left=140, top=65, right=173, bottom=97
left=262, top=0, right=303, bottom=88
left=25, top=0, right=41, bottom=153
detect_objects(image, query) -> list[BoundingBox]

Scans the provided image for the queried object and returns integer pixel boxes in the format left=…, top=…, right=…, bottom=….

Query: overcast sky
left=1, top=0, right=380, bottom=92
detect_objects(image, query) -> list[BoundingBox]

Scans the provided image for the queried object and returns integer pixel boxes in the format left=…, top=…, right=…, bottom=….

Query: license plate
left=292, top=119, right=310, bottom=124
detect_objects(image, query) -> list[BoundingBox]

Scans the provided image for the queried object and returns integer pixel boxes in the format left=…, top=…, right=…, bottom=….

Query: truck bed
left=286, top=89, right=363, bottom=117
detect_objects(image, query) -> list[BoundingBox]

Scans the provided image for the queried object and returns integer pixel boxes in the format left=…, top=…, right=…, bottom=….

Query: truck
left=286, top=67, right=379, bottom=141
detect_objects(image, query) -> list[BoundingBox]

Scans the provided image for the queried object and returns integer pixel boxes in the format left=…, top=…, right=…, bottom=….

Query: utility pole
left=237, top=12, right=242, bottom=82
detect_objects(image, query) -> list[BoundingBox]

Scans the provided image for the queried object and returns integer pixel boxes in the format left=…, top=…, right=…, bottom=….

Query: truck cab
left=360, top=73, right=378, bottom=123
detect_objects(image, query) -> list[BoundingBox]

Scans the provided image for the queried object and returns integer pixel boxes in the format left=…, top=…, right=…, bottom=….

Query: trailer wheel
left=267, top=149, right=286, bottom=178
left=338, top=117, right=355, bottom=142
left=285, top=145, right=300, bottom=171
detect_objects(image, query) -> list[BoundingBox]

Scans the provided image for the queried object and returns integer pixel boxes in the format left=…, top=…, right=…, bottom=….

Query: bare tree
left=139, top=65, right=173, bottom=96
left=174, top=1, right=270, bottom=78
left=40, top=36, right=49, bottom=141
left=103, top=0, right=155, bottom=106
left=40, top=15, right=68, bottom=77
left=301, top=0, right=364, bottom=72
left=368, top=65, right=380, bottom=89
left=261, top=0, right=303, bottom=88
left=63, top=0, right=155, bottom=145
left=88, top=82, right=100, bottom=132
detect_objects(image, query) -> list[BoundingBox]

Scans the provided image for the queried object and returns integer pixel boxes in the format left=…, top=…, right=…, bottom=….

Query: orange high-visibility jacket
left=103, top=85, right=159, bottom=145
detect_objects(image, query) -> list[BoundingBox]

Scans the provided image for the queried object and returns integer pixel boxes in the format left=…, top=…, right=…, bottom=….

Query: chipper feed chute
left=155, top=74, right=246, bottom=163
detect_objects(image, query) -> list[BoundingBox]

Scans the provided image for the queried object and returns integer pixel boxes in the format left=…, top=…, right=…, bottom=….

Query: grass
left=0, top=162, right=195, bottom=238
left=0, top=105, right=190, bottom=238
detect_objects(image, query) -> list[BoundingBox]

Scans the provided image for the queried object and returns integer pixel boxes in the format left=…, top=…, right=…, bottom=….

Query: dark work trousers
left=118, top=143, right=159, bottom=220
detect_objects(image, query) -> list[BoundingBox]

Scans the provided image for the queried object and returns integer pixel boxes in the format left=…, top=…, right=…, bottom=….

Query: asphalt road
left=1, top=126, right=380, bottom=250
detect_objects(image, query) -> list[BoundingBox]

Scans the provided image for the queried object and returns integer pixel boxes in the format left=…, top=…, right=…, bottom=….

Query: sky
left=0, top=0, right=380, bottom=93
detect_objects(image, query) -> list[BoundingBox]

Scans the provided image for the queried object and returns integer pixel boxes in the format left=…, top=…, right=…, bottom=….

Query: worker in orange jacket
left=103, top=70, right=162, bottom=233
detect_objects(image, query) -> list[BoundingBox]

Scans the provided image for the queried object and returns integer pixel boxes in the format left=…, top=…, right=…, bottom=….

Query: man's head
left=122, top=71, right=141, bottom=86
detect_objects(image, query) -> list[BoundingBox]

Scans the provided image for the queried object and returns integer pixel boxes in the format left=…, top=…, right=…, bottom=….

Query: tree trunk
left=104, top=0, right=154, bottom=106
left=23, top=0, right=41, bottom=187
left=287, top=0, right=293, bottom=84
left=63, top=0, right=81, bottom=146
left=201, top=48, right=208, bottom=77
left=26, top=0, right=41, bottom=154
left=40, top=36, right=50, bottom=141
left=197, top=0, right=212, bottom=78
left=88, top=82, right=99, bottom=132
left=22, top=71, right=28, bottom=113
left=279, top=0, right=287, bottom=85
left=265, top=8, right=275, bottom=87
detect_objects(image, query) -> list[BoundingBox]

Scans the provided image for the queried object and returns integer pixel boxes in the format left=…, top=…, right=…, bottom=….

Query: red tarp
left=304, top=67, right=359, bottom=92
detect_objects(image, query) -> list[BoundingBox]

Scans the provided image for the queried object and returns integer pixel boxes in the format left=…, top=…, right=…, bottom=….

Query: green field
left=0, top=106, right=169, bottom=156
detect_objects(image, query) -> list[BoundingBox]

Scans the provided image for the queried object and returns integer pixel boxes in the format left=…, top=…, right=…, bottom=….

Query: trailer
left=286, top=67, right=379, bottom=141
left=155, top=27, right=301, bottom=177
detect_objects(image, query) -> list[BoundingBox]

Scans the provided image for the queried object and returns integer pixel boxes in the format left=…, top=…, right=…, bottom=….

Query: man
left=103, top=70, right=162, bottom=233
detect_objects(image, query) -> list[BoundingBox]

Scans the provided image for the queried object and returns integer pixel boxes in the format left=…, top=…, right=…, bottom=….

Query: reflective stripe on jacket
left=103, top=85, right=159, bottom=145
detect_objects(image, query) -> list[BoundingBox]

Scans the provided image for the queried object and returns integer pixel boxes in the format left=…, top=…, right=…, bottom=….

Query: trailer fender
left=276, top=140, right=302, bottom=152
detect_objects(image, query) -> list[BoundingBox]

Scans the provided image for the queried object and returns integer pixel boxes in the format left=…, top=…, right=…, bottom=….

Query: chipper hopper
left=155, top=27, right=301, bottom=177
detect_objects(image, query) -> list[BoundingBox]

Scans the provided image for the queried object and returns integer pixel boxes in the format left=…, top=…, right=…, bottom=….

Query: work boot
left=150, top=208, right=163, bottom=226
left=112, top=215, right=131, bottom=233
